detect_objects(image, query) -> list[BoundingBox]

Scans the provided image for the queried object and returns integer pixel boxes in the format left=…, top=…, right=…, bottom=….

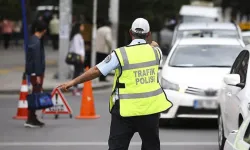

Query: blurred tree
left=0, top=0, right=189, bottom=30
left=0, top=0, right=202, bottom=46
left=220, top=0, right=250, bottom=22
left=73, top=0, right=109, bottom=24
left=0, top=0, right=22, bottom=20
left=119, top=0, right=187, bottom=31
left=71, top=0, right=190, bottom=46
left=118, top=0, right=189, bottom=46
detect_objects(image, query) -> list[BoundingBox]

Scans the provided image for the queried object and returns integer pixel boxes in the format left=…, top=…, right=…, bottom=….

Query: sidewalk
left=0, top=45, right=113, bottom=94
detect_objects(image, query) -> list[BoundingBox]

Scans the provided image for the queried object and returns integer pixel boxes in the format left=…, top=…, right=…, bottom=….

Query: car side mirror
left=236, top=83, right=245, bottom=89
left=223, top=74, right=241, bottom=86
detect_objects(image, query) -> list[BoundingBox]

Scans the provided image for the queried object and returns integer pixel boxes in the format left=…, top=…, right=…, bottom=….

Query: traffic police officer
left=59, top=18, right=173, bottom=150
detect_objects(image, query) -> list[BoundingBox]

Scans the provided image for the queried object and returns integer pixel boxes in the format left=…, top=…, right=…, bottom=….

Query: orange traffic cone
left=75, top=67, right=100, bottom=119
left=13, top=73, right=28, bottom=120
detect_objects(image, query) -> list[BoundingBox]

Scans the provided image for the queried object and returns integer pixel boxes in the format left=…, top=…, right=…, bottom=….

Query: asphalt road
left=0, top=88, right=219, bottom=150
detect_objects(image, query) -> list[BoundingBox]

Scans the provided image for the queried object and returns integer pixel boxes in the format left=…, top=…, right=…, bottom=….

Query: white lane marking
left=0, top=142, right=217, bottom=146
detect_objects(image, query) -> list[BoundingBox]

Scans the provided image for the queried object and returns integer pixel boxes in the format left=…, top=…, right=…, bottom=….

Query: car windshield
left=169, top=45, right=242, bottom=67
left=182, top=16, right=215, bottom=23
left=177, top=30, right=239, bottom=39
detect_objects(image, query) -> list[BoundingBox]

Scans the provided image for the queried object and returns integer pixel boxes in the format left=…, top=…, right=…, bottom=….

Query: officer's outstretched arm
left=58, top=66, right=102, bottom=92
left=73, top=66, right=101, bottom=85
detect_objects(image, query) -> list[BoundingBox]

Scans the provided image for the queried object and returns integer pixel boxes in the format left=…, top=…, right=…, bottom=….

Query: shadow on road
left=159, top=118, right=218, bottom=130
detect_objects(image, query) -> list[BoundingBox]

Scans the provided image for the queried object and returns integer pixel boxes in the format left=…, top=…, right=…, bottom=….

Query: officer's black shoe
left=34, top=118, right=45, bottom=127
left=24, top=120, right=42, bottom=128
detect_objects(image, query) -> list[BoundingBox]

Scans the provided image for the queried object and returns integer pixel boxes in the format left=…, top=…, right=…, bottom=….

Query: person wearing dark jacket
left=25, top=20, right=47, bottom=128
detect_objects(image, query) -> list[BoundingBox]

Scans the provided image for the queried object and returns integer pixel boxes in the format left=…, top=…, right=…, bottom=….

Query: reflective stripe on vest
left=119, top=88, right=162, bottom=99
left=119, top=47, right=160, bottom=70
left=109, top=44, right=172, bottom=117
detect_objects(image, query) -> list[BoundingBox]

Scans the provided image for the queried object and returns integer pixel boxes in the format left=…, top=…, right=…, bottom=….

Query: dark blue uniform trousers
left=108, top=112, right=161, bottom=150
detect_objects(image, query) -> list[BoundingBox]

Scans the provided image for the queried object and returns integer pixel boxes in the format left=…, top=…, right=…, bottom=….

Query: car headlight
left=161, top=78, right=180, bottom=91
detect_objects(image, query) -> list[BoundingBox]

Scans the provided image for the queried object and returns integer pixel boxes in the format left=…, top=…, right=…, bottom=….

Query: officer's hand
left=58, top=80, right=75, bottom=92
left=150, top=41, right=159, bottom=47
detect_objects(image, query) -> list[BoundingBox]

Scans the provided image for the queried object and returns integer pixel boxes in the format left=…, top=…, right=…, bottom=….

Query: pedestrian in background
left=59, top=18, right=172, bottom=150
left=68, top=22, right=85, bottom=96
left=49, top=14, right=59, bottom=50
left=0, top=17, right=13, bottom=49
left=25, top=20, right=47, bottom=128
left=13, top=20, right=22, bottom=46
left=95, top=19, right=112, bottom=82
left=30, top=15, right=47, bottom=47
left=159, top=19, right=174, bottom=55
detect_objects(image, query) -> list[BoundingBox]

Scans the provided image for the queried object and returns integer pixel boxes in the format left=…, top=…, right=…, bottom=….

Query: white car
left=224, top=114, right=250, bottom=150
left=179, top=5, right=222, bottom=23
left=171, top=22, right=242, bottom=46
left=218, top=45, right=250, bottom=150
left=160, top=37, right=244, bottom=121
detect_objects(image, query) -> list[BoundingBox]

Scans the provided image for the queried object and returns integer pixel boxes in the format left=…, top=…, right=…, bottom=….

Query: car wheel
left=218, top=111, right=226, bottom=150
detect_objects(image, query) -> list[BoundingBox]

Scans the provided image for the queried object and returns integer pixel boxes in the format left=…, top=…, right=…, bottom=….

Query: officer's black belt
left=116, top=82, right=125, bottom=88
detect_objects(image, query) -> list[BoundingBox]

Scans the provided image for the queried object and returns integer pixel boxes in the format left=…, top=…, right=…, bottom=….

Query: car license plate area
left=193, top=100, right=217, bottom=109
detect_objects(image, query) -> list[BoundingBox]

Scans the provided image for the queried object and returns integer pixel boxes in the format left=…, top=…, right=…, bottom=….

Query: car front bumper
left=161, top=89, right=218, bottom=119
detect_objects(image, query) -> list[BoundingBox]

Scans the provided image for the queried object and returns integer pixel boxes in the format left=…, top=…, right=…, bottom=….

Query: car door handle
left=226, top=92, right=232, bottom=97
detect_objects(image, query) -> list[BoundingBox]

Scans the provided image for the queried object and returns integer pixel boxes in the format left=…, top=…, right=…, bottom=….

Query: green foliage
left=117, top=0, right=190, bottom=46
left=73, top=0, right=109, bottom=23
left=0, top=0, right=22, bottom=20
left=72, top=0, right=190, bottom=31
left=122, top=0, right=189, bottom=30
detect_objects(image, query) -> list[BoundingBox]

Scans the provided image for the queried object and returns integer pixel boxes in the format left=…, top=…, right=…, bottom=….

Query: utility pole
left=109, top=0, right=120, bottom=49
left=58, top=0, right=72, bottom=81
left=26, top=0, right=31, bottom=25
left=21, top=0, right=29, bottom=56
left=90, top=0, right=98, bottom=68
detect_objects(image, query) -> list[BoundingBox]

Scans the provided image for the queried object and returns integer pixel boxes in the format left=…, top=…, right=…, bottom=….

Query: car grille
left=176, top=106, right=217, bottom=115
left=185, top=87, right=217, bottom=97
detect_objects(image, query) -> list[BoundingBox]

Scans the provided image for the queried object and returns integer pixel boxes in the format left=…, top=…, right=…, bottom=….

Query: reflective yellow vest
left=109, top=44, right=172, bottom=117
